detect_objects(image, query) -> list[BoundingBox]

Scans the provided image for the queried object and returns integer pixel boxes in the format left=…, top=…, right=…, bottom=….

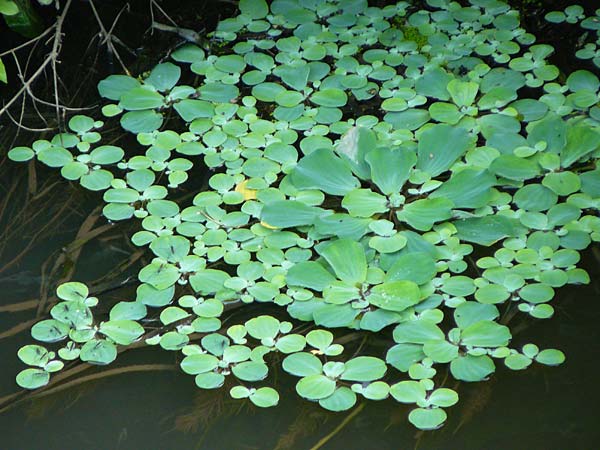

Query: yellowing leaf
left=260, top=221, right=278, bottom=230
left=235, top=179, right=257, bottom=200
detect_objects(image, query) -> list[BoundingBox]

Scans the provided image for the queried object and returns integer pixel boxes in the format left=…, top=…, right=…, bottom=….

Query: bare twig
left=0, top=0, right=73, bottom=119
left=88, top=0, right=131, bottom=76
left=150, top=0, right=178, bottom=27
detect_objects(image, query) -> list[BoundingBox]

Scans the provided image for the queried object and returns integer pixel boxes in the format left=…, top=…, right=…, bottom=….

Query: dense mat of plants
left=7, top=0, right=600, bottom=430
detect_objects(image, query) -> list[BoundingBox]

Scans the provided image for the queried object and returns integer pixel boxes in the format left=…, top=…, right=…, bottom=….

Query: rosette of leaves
left=8, top=115, right=125, bottom=191
left=16, top=282, right=145, bottom=388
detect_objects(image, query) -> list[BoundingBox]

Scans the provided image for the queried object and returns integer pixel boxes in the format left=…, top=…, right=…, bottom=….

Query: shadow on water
left=1, top=0, right=600, bottom=449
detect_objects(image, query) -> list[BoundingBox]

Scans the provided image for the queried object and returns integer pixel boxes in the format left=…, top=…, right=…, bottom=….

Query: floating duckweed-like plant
left=8, top=0, right=600, bottom=430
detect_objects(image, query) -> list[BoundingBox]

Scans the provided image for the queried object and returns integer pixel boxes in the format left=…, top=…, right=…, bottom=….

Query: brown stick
left=0, top=0, right=73, bottom=118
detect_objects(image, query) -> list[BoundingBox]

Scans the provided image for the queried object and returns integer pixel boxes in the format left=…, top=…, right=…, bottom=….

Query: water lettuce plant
left=7, top=0, right=600, bottom=431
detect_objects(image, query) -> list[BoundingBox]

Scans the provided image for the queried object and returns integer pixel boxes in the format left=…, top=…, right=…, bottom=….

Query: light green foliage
left=8, top=0, right=600, bottom=431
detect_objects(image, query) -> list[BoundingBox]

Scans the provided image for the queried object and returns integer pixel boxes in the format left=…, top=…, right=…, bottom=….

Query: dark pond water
left=1, top=0, right=600, bottom=449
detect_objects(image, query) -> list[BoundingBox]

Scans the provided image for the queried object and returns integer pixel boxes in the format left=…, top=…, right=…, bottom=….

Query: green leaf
left=195, top=372, right=225, bottom=389
left=31, top=319, right=69, bottom=343
left=8, top=146, right=35, bottom=162
left=261, top=200, right=322, bottom=228
left=535, top=349, right=565, bottom=366
left=181, top=353, right=219, bottom=375
left=38, top=147, right=73, bottom=168
left=489, top=155, right=540, bottom=180
left=160, top=306, right=190, bottom=326
left=189, top=269, right=230, bottom=294
left=454, top=302, right=499, bottom=328
left=79, top=339, right=117, bottom=365
left=417, top=124, right=473, bottom=176
left=566, top=70, right=599, bottom=92
left=273, top=63, right=310, bottom=91
left=174, top=99, right=214, bottom=121
left=408, top=408, right=447, bottom=430
left=296, top=374, right=336, bottom=400
left=397, top=198, right=453, bottom=231
left=505, top=354, right=532, bottom=370
left=513, top=184, right=557, bottom=211
left=450, top=355, right=495, bottom=382
left=145, top=62, right=181, bottom=91
left=245, top=315, right=280, bottom=340
left=17, top=345, right=49, bottom=367
left=385, top=252, right=437, bottom=285
left=80, top=169, right=114, bottom=191
left=342, top=188, right=389, bottom=217
left=340, top=356, right=387, bottom=382
left=57, top=282, right=89, bottom=301
left=98, top=75, right=141, bottom=100
left=560, top=123, right=600, bottom=168
left=311, top=88, right=348, bottom=107
left=542, top=171, right=581, bottom=196
left=393, top=320, right=445, bottom=344
left=275, top=334, right=306, bottom=353
left=447, top=79, right=479, bottom=107
left=390, top=380, right=426, bottom=403
left=282, top=352, right=323, bottom=376
left=460, top=320, right=511, bottom=347
left=519, top=283, right=554, bottom=304
left=232, top=361, right=268, bottom=381
left=138, top=262, right=180, bottom=289
left=230, top=385, right=250, bottom=399
left=455, top=216, right=525, bottom=246
left=119, top=87, right=164, bottom=110
left=336, top=126, right=378, bottom=179
left=150, top=235, right=190, bottom=262
left=171, top=44, right=205, bottom=64
left=286, top=261, right=335, bottom=291
left=320, top=239, right=367, bottom=284
left=365, top=147, right=416, bottom=195
left=368, top=234, right=408, bottom=254
left=99, top=320, right=144, bottom=345
left=90, top=145, right=124, bottom=165
left=51, top=300, right=93, bottom=328
left=291, top=148, right=359, bottom=195
left=120, top=110, right=163, bottom=133
left=110, top=301, right=147, bottom=320
left=423, top=340, right=459, bottom=363
left=239, top=0, right=268, bottom=19
left=0, top=0, right=18, bottom=15
left=16, top=368, right=50, bottom=390
left=136, top=283, right=174, bottom=307
left=306, top=330, right=334, bottom=352
left=430, top=169, right=496, bottom=209
left=319, top=387, right=357, bottom=411
left=359, top=381, right=390, bottom=400
left=475, top=284, right=510, bottom=304
left=367, top=281, right=421, bottom=312
left=386, top=344, right=425, bottom=372
left=249, top=387, right=280, bottom=407
left=0, top=57, right=7, bottom=83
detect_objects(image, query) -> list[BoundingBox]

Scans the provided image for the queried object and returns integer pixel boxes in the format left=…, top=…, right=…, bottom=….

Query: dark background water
left=1, top=1, right=600, bottom=449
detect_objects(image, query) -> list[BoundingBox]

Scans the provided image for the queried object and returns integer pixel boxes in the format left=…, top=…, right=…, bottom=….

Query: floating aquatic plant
left=7, top=0, right=600, bottom=431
